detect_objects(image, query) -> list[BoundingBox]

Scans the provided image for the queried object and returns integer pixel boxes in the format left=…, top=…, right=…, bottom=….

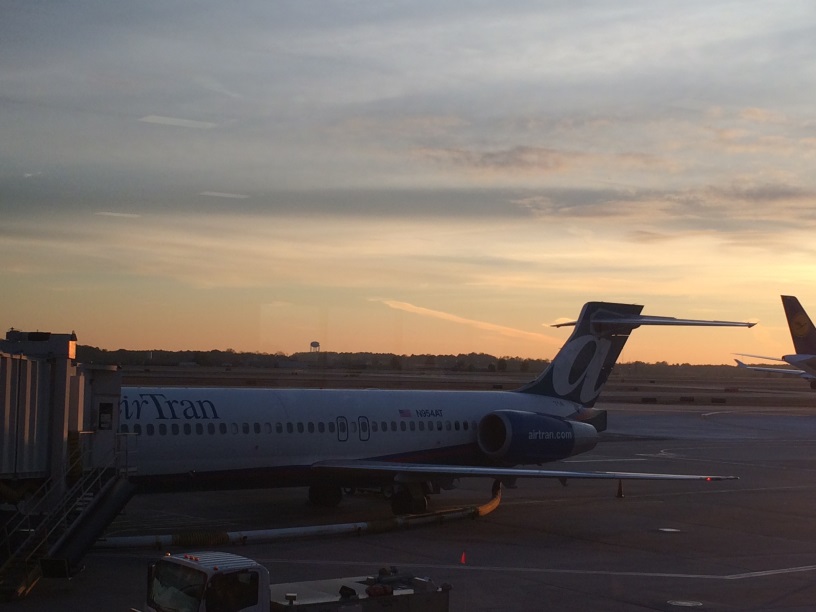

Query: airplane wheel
left=390, top=489, right=413, bottom=515
left=308, top=484, right=343, bottom=507
left=410, top=495, right=429, bottom=514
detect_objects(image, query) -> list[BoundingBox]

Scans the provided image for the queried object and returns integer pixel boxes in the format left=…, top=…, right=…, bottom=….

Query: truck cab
left=146, top=551, right=269, bottom=612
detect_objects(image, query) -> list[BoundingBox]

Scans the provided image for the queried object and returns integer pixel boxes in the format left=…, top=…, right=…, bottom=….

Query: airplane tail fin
left=781, top=295, right=816, bottom=354
left=518, top=301, right=754, bottom=408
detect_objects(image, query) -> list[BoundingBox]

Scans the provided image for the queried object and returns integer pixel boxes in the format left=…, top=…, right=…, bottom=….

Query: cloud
left=375, top=299, right=561, bottom=346
left=95, top=211, right=141, bottom=218
left=416, top=145, right=579, bottom=174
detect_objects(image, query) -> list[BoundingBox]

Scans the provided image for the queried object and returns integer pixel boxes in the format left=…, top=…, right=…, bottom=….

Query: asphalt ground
left=11, top=398, right=816, bottom=611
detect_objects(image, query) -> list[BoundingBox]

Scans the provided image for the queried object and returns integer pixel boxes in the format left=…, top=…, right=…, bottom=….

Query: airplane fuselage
left=118, top=386, right=591, bottom=490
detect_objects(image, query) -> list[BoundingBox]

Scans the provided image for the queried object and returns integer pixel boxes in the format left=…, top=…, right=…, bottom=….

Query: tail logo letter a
left=551, top=335, right=612, bottom=405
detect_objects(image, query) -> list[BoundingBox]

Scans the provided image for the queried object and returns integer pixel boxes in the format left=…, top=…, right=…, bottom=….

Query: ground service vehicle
left=141, top=551, right=451, bottom=611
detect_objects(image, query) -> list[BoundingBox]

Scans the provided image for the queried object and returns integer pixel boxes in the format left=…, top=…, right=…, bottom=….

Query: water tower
left=310, top=341, right=320, bottom=353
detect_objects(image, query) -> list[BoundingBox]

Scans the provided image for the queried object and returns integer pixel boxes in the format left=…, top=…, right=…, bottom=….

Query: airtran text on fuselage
left=528, top=430, right=573, bottom=441
left=120, top=392, right=220, bottom=421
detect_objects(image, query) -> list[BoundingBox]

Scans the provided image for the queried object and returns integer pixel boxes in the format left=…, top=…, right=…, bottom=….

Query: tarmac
left=9, top=386, right=816, bottom=611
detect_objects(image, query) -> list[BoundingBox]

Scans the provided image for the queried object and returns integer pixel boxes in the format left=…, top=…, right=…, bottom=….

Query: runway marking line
left=245, top=557, right=816, bottom=582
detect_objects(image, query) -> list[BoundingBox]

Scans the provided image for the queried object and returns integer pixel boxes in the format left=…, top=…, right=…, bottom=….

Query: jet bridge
left=0, top=329, right=134, bottom=600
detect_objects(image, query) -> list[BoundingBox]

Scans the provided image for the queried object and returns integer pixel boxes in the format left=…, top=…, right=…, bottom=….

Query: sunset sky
left=2, top=1, right=816, bottom=364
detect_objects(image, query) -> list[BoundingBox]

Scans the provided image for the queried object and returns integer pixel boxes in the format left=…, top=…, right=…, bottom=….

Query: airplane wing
left=311, top=460, right=737, bottom=481
left=734, top=359, right=813, bottom=379
left=734, top=352, right=786, bottom=362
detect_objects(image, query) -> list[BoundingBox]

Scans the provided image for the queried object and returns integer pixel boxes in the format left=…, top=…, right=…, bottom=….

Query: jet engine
left=476, top=410, right=598, bottom=464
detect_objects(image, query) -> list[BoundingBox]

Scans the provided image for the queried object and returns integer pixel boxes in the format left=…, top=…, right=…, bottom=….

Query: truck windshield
left=148, top=559, right=208, bottom=612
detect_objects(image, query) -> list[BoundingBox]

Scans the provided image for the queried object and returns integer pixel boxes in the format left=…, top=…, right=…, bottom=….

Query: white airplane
left=119, top=301, right=753, bottom=514
left=736, top=295, right=816, bottom=389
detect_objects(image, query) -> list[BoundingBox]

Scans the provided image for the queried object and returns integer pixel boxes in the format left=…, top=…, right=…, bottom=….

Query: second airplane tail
left=781, top=295, right=816, bottom=355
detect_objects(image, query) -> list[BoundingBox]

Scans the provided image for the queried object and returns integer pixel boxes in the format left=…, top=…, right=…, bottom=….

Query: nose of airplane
left=570, top=420, right=599, bottom=455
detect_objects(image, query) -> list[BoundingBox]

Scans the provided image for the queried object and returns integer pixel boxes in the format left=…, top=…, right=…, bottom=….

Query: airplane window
left=121, top=424, right=129, bottom=433
left=254, top=423, right=261, bottom=434
left=297, top=422, right=304, bottom=433
left=219, top=423, right=227, bottom=434
left=463, top=421, right=469, bottom=430
left=371, top=421, right=378, bottom=432
left=134, top=424, right=142, bottom=435
left=360, top=420, right=368, bottom=433
left=445, top=421, right=451, bottom=431
left=146, top=424, right=154, bottom=436
left=328, top=422, right=336, bottom=433
left=287, top=423, right=293, bottom=434
left=159, top=424, right=167, bottom=435
left=183, top=423, right=191, bottom=435
left=208, top=423, right=215, bottom=434
left=276, top=423, right=283, bottom=434
left=382, top=421, right=388, bottom=432
left=307, top=422, right=314, bottom=433
left=171, top=424, right=179, bottom=435
left=454, top=421, right=460, bottom=431
left=350, top=422, right=358, bottom=434
left=242, top=423, right=250, bottom=434
left=418, top=421, right=425, bottom=431
left=338, top=421, right=346, bottom=433
left=400, top=421, right=406, bottom=432
left=409, top=421, right=416, bottom=431
left=195, top=423, right=203, bottom=435
left=264, top=423, right=271, bottom=434
left=390, top=421, right=397, bottom=431
left=318, top=422, right=325, bottom=433
left=437, top=421, right=443, bottom=431
left=231, top=423, right=239, bottom=434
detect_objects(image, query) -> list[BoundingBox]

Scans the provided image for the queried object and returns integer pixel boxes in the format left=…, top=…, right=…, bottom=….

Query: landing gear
left=390, top=484, right=430, bottom=515
left=308, top=484, right=343, bottom=507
